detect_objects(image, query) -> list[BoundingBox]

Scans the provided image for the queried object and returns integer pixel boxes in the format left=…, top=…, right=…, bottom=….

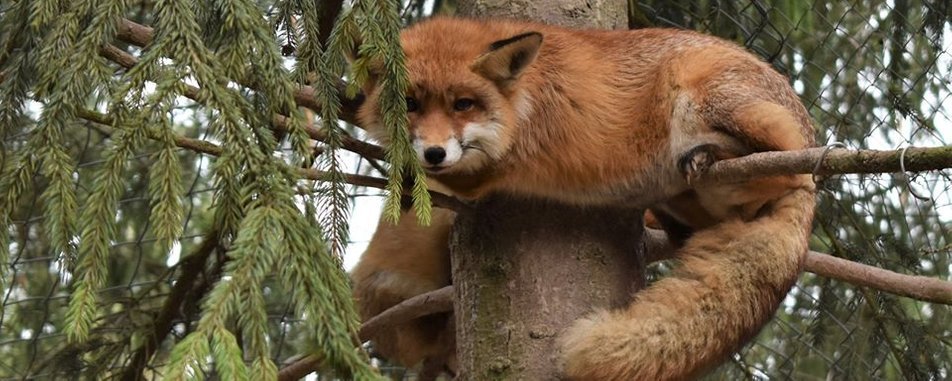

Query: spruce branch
left=65, top=111, right=149, bottom=343
left=303, top=4, right=356, bottom=260
left=79, top=108, right=466, bottom=212
left=97, top=44, right=383, bottom=160
left=113, top=18, right=364, bottom=125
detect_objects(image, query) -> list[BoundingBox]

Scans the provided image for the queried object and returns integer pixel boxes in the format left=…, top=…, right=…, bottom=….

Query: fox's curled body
left=352, top=17, right=816, bottom=380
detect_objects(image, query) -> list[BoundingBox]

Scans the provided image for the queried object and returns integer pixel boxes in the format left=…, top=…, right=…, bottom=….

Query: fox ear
left=470, top=32, right=543, bottom=86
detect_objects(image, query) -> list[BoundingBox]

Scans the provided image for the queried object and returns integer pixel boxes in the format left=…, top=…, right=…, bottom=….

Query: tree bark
left=458, top=0, right=627, bottom=29
left=451, top=198, right=643, bottom=380
left=452, top=3, right=631, bottom=380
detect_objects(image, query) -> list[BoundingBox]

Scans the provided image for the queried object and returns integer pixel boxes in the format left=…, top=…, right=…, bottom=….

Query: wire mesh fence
left=1, top=0, right=950, bottom=380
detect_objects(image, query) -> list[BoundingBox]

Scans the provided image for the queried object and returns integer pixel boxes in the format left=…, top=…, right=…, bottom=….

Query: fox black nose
left=424, top=147, right=446, bottom=165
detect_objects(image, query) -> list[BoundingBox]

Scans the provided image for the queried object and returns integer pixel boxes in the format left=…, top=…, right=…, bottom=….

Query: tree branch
left=121, top=232, right=220, bottom=380
left=113, top=18, right=364, bottom=125
left=277, top=286, right=455, bottom=381
left=78, top=108, right=468, bottom=212
left=107, top=21, right=952, bottom=187
left=273, top=114, right=385, bottom=161
left=357, top=286, right=454, bottom=341
left=97, top=43, right=383, bottom=161
left=277, top=354, right=326, bottom=381
left=696, top=146, right=952, bottom=185
left=280, top=225, right=952, bottom=380
left=643, top=228, right=952, bottom=305
left=804, top=251, right=952, bottom=305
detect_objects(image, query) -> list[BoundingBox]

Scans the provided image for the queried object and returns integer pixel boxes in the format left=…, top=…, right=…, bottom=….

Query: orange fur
left=356, top=17, right=817, bottom=380
left=350, top=183, right=458, bottom=374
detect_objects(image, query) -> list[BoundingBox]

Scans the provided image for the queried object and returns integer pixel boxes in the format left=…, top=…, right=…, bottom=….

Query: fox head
left=356, top=19, right=542, bottom=176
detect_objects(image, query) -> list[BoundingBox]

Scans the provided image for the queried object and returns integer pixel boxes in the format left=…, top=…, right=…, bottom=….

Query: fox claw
left=678, top=144, right=719, bottom=185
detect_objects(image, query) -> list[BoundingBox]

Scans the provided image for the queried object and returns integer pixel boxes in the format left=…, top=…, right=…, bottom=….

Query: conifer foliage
left=0, top=0, right=423, bottom=378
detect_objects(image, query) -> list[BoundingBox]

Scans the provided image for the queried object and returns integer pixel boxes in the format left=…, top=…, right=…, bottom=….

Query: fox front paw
left=677, top=144, right=720, bottom=185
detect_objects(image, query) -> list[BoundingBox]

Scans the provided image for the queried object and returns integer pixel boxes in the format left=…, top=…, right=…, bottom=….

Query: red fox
left=354, top=17, right=816, bottom=380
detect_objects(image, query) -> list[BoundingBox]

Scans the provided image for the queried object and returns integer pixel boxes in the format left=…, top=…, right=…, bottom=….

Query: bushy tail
left=561, top=187, right=816, bottom=381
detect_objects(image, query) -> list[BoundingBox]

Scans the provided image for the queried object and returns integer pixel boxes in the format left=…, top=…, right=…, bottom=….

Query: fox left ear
left=470, top=32, right=543, bottom=87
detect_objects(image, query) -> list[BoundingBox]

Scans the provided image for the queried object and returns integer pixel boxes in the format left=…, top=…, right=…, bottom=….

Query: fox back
left=358, top=17, right=813, bottom=211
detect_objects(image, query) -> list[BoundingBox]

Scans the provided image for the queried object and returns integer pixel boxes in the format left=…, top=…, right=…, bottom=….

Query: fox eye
left=405, top=96, right=419, bottom=113
left=453, top=98, right=475, bottom=112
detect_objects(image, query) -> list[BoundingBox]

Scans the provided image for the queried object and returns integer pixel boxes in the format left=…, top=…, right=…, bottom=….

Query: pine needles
left=0, top=0, right=417, bottom=378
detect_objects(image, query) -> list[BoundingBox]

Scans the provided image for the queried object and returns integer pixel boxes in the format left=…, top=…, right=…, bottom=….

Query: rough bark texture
left=450, top=198, right=643, bottom=380
left=458, top=0, right=627, bottom=29
left=450, top=3, right=633, bottom=380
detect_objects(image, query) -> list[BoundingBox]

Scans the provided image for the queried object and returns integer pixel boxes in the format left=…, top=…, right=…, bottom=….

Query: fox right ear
left=470, top=32, right=543, bottom=87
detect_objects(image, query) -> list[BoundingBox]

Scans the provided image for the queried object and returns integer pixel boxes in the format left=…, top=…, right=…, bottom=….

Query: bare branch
left=278, top=228, right=952, bottom=380
left=277, top=354, right=325, bottom=381
left=116, top=18, right=153, bottom=46
left=108, top=21, right=952, bottom=186
left=273, top=114, right=385, bottom=161
left=697, top=146, right=952, bottom=185
left=77, top=109, right=224, bottom=155
left=277, top=286, right=454, bottom=381
left=643, top=228, right=952, bottom=305
left=804, top=251, right=952, bottom=305
left=357, top=286, right=454, bottom=341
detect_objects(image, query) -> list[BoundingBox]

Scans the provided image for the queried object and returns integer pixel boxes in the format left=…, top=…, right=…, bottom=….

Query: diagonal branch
left=277, top=286, right=454, bottom=381
left=97, top=44, right=384, bottom=161
left=277, top=354, right=326, bottom=381
left=279, top=232, right=952, bottom=380
left=279, top=229, right=952, bottom=379
left=121, top=232, right=220, bottom=380
left=804, top=252, right=952, bottom=305
left=357, top=286, right=454, bottom=341
left=643, top=228, right=952, bottom=305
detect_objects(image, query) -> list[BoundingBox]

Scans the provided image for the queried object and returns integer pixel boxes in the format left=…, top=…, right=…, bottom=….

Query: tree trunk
left=457, top=0, right=627, bottom=29
left=451, top=3, right=632, bottom=380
